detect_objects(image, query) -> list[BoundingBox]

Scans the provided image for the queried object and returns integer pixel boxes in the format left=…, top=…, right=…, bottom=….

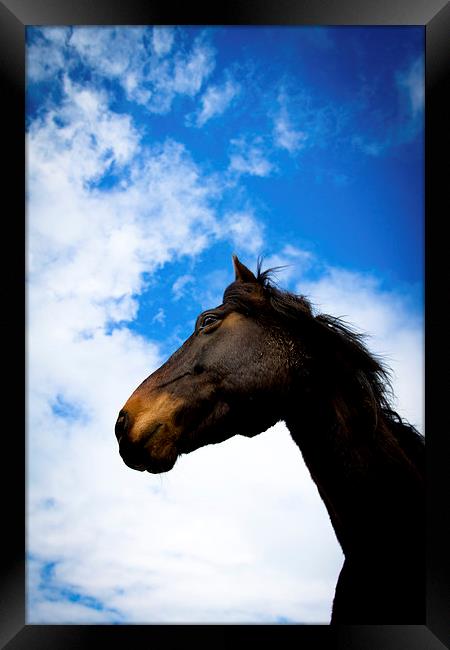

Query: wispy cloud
left=27, top=556, right=126, bottom=623
left=352, top=55, right=424, bottom=157
left=68, top=27, right=147, bottom=79
left=397, top=55, right=424, bottom=117
left=221, top=211, right=265, bottom=254
left=273, top=114, right=308, bottom=154
left=28, top=81, right=222, bottom=311
left=229, top=136, right=275, bottom=177
left=273, top=92, right=308, bottom=154
left=269, top=87, right=350, bottom=162
left=172, top=274, right=195, bottom=301
left=188, top=77, right=240, bottom=127
left=151, top=307, right=166, bottom=325
left=26, top=28, right=71, bottom=81
left=151, top=26, right=175, bottom=57
left=28, top=27, right=215, bottom=115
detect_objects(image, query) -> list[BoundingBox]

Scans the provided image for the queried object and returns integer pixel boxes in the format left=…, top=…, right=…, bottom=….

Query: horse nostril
left=119, top=436, right=148, bottom=471
left=193, top=364, right=204, bottom=375
left=115, top=410, right=129, bottom=442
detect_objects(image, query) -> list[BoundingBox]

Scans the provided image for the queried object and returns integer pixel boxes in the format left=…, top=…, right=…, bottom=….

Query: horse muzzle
left=115, top=391, right=184, bottom=473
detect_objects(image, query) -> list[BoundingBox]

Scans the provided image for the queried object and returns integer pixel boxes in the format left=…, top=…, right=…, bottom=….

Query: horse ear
left=232, top=255, right=257, bottom=283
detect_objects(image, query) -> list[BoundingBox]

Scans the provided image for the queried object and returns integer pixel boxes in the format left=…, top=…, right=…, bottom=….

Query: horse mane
left=223, top=259, right=424, bottom=473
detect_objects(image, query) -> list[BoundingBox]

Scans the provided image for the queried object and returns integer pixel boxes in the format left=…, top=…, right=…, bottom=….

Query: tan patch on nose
left=123, top=391, right=185, bottom=443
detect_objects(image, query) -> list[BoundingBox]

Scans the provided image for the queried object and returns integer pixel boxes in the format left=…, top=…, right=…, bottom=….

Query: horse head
left=115, top=256, right=310, bottom=473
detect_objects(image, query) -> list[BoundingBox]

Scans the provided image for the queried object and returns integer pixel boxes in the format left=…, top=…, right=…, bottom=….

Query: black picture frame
left=1, top=1, right=449, bottom=648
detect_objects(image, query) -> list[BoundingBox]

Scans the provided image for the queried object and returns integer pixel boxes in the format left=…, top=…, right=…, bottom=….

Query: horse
left=115, top=255, right=425, bottom=624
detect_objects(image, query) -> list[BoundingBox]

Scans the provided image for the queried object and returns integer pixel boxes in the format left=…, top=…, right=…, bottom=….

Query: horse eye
left=199, top=315, right=218, bottom=330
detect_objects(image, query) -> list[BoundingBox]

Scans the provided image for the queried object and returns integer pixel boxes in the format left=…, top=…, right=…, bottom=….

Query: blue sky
left=26, top=26, right=424, bottom=624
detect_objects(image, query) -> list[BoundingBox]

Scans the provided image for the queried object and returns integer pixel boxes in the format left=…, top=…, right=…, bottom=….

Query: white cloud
left=273, top=93, right=309, bottom=154
left=221, top=211, right=265, bottom=255
left=28, top=419, right=342, bottom=623
left=151, top=307, right=166, bottom=325
left=140, top=39, right=215, bottom=113
left=28, top=27, right=215, bottom=115
left=274, top=113, right=308, bottom=153
left=29, top=84, right=222, bottom=282
left=27, top=78, right=227, bottom=378
left=229, top=136, right=275, bottom=177
left=68, top=27, right=148, bottom=79
left=27, top=29, right=69, bottom=82
left=397, top=56, right=424, bottom=117
left=189, top=78, right=240, bottom=127
left=151, top=26, right=175, bottom=57
left=172, top=274, right=195, bottom=301
left=27, top=79, right=141, bottom=282
left=171, top=39, right=216, bottom=97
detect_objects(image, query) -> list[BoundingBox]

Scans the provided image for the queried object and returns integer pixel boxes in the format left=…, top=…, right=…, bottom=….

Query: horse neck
left=284, top=388, right=424, bottom=559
